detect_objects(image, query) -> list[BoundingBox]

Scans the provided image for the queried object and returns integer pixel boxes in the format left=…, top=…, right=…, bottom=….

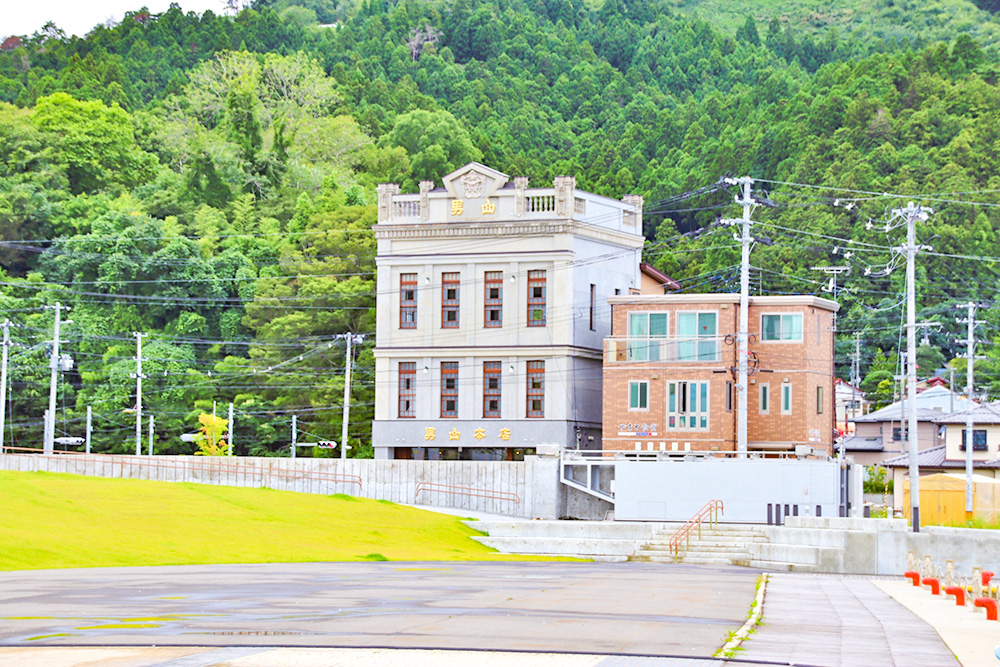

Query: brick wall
left=603, top=296, right=836, bottom=454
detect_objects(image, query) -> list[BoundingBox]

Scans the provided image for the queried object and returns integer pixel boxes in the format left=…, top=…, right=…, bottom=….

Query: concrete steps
left=464, top=519, right=844, bottom=572
left=630, top=525, right=771, bottom=567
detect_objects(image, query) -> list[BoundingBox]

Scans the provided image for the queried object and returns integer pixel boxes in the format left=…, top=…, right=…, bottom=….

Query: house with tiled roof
left=883, top=400, right=1000, bottom=507
left=843, top=385, right=975, bottom=466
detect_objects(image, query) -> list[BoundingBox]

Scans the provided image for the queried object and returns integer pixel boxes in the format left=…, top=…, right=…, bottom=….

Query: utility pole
left=227, top=402, right=234, bottom=456
left=723, top=177, right=755, bottom=458
left=85, top=405, right=92, bottom=454
left=341, top=334, right=363, bottom=460
left=850, top=332, right=862, bottom=429
left=131, top=332, right=147, bottom=456
left=811, top=265, right=850, bottom=332
left=957, top=302, right=985, bottom=516
left=897, top=201, right=932, bottom=532
left=44, top=303, right=69, bottom=455
left=290, top=414, right=297, bottom=459
left=0, top=320, right=8, bottom=454
left=949, top=366, right=955, bottom=414
left=148, top=415, right=154, bottom=455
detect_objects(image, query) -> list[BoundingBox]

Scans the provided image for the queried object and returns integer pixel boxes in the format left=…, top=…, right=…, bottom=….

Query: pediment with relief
left=441, top=162, right=510, bottom=199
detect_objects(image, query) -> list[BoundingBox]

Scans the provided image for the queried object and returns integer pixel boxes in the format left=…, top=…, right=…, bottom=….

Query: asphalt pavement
left=0, top=562, right=978, bottom=666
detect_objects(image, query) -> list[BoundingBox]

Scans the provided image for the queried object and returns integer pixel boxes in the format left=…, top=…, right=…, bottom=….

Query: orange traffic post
left=974, top=597, right=998, bottom=621
left=944, top=586, right=965, bottom=606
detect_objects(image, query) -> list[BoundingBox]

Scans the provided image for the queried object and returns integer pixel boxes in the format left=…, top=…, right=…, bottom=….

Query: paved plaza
left=0, top=562, right=975, bottom=666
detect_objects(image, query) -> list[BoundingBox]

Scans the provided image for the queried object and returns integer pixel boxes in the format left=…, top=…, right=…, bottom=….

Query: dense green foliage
left=4, top=0, right=1000, bottom=454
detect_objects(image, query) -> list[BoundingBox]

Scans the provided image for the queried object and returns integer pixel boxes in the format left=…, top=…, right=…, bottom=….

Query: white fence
left=0, top=453, right=557, bottom=519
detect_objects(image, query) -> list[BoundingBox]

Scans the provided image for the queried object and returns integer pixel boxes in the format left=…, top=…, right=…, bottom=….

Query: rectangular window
left=759, top=383, right=770, bottom=414
left=589, top=284, right=596, bottom=331
left=629, top=381, right=648, bottom=410
left=442, top=272, right=460, bottom=328
left=484, top=271, right=503, bottom=328
left=892, top=426, right=907, bottom=442
left=398, top=362, right=416, bottom=418
left=527, top=270, right=546, bottom=326
left=677, top=311, right=718, bottom=361
left=961, top=429, right=988, bottom=451
left=781, top=383, right=792, bottom=415
left=483, top=361, right=501, bottom=418
left=400, top=273, right=417, bottom=329
left=816, top=386, right=824, bottom=414
left=666, top=381, right=709, bottom=430
left=527, top=361, right=545, bottom=417
left=628, top=312, right=668, bottom=361
left=441, top=362, right=458, bottom=417
left=726, top=381, right=733, bottom=412
left=762, top=313, right=803, bottom=341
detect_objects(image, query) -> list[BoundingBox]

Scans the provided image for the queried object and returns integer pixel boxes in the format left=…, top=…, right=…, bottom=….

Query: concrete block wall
left=0, top=453, right=566, bottom=520
left=761, top=517, right=1000, bottom=575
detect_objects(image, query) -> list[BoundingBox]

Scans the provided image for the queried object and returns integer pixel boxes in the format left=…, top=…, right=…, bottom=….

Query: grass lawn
left=0, top=471, right=552, bottom=571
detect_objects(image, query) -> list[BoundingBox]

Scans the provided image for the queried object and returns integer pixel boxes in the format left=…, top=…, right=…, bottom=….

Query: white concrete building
left=371, top=162, right=645, bottom=460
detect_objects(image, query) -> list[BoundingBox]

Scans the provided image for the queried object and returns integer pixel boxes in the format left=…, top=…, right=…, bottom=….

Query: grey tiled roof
left=852, top=386, right=974, bottom=423
left=935, top=401, right=1000, bottom=425
left=843, top=435, right=883, bottom=452
left=883, top=445, right=1000, bottom=469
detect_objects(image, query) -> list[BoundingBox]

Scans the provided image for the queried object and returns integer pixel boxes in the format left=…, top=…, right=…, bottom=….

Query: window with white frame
left=781, top=382, right=792, bottom=415
left=762, top=313, right=803, bottom=341
left=628, top=312, right=667, bottom=361
left=666, top=381, right=709, bottom=430
left=677, top=311, right=718, bottom=361
left=629, top=381, right=648, bottom=410
left=759, top=383, right=770, bottom=414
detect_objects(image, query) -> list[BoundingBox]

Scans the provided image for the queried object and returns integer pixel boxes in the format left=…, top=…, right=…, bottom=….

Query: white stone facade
left=371, top=162, right=645, bottom=459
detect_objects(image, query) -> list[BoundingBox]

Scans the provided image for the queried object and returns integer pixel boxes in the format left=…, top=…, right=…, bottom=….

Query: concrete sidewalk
left=876, top=578, right=1000, bottom=667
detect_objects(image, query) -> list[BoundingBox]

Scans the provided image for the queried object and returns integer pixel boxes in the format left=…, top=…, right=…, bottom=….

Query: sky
left=1, top=0, right=230, bottom=38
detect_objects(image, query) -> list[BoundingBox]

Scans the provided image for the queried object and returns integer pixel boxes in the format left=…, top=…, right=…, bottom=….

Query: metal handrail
left=415, top=482, right=520, bottom=506
left=1, top=446, right=86, bottom=455
left=561, top=449, right=829, bottom=462
left=1, top=451, right=363, bottom=489
left=668, top=499, right=724, bottom=556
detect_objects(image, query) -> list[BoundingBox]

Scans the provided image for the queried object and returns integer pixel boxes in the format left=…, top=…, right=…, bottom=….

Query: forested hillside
left=3, top=0, right=1000, bottom=453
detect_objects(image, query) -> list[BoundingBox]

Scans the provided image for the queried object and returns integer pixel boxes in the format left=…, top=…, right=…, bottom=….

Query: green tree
left=384, top=108, right=481, bottom=184
left=31, top=92, right=156, bottom=194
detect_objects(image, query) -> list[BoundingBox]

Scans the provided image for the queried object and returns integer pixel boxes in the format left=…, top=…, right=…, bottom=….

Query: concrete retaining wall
left=0, top=453, right=566, bottom=520
left=761, top=517, right=1000, bottom=575
left=466, top=519, right=674, bottom=559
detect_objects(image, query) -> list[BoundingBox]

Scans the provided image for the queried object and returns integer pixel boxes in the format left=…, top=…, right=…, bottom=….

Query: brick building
left=602, top=294, right=839, bottom=454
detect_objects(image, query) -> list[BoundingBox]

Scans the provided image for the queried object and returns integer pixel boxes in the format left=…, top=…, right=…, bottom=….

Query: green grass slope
left=0, top=471, right=547, bottom=571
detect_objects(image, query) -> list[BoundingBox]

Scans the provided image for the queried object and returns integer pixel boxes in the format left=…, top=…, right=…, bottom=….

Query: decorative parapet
left=419, top=180, right=434, bottom=221
left=374, top=164, right=644, bottom=238
left=622, top=194, right=643, bottom=229
left=554, top=175, right=576, bottom=217
left=514, top=176, right=529, bottom=217
left=376, top=182, right=400, bottom=223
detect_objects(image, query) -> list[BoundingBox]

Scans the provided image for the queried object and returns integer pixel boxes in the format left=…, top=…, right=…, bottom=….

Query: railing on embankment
left=0, top=451, right=536, bottom=518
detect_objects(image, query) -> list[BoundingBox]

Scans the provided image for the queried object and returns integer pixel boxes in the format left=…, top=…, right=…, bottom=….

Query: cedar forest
left=2, top=0, right=1000, bottom=454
